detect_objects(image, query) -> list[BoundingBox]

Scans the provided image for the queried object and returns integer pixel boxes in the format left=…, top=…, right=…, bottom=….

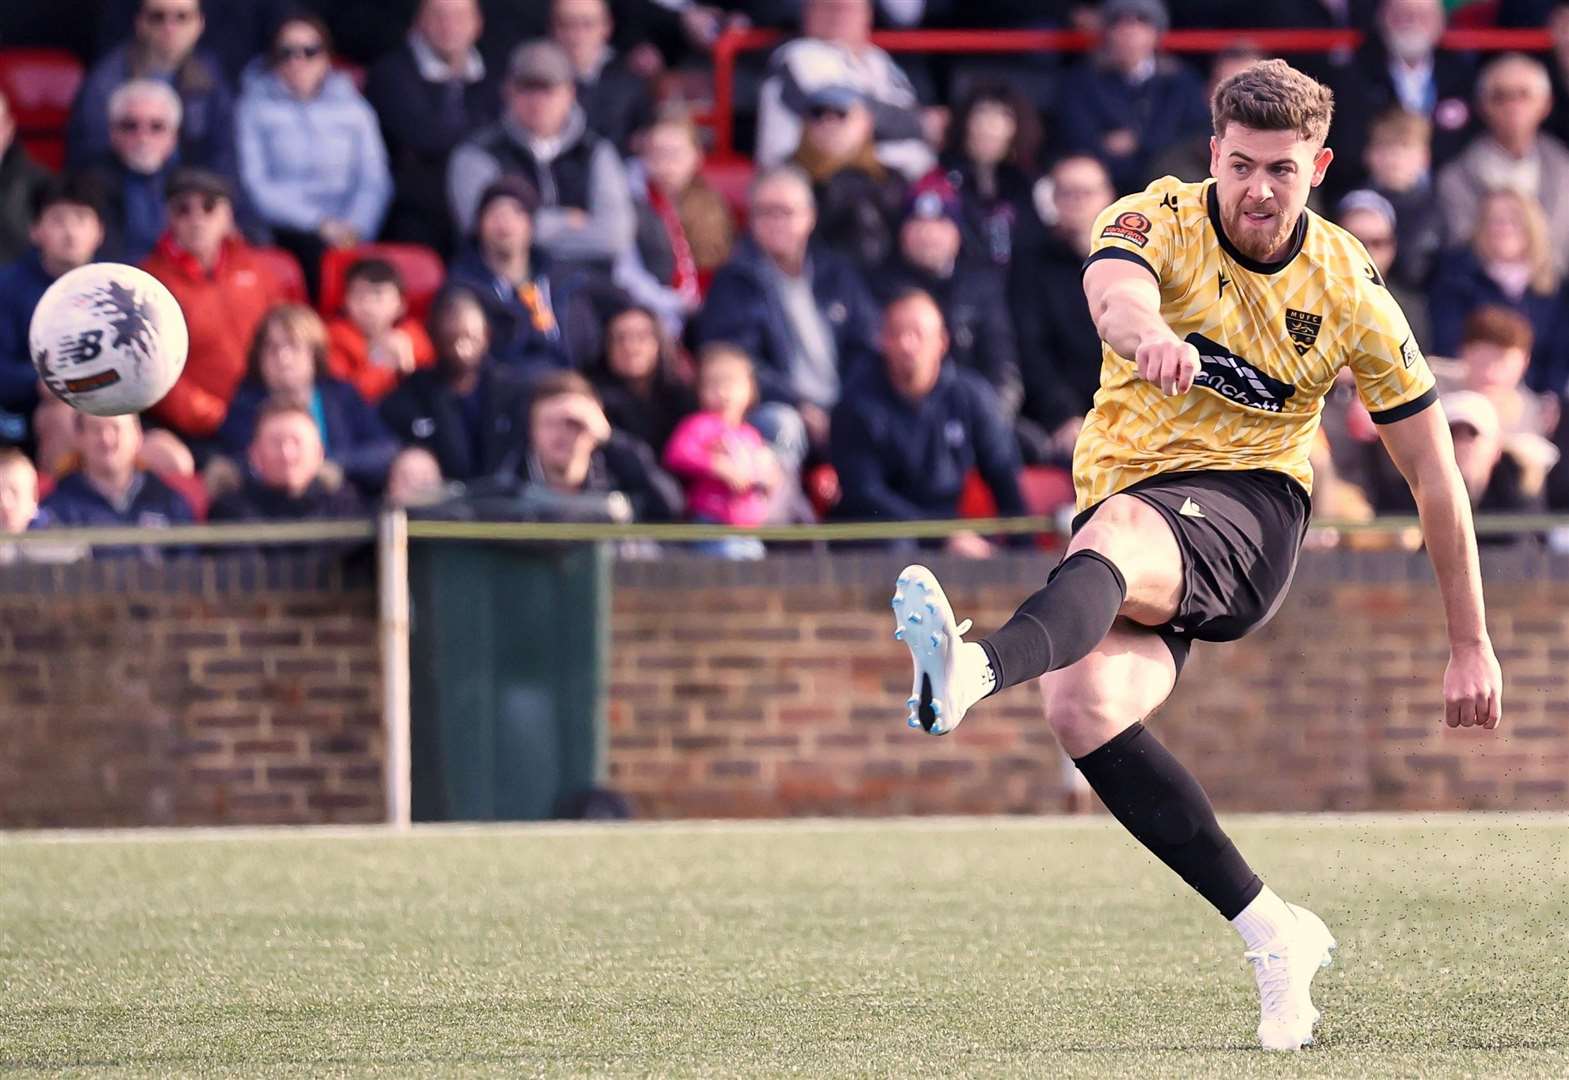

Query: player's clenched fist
left=1135, top=338, right=1201, bottom=396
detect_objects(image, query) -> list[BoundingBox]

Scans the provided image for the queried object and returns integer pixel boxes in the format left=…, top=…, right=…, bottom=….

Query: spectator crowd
left=5, top=0, right=1569, bottom=561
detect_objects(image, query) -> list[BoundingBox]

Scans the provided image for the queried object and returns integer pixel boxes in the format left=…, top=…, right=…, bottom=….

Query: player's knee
left=1040, top=681, right=1124, bottom=755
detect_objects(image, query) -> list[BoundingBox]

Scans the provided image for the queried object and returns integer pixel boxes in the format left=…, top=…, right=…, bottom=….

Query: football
left=28, top=262, right=189, bottom=417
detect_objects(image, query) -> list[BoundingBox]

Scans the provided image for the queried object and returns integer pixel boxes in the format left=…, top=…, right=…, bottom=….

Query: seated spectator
left=68, top=0, right=236, bottom=176
left=1442, top=389, right=1557, bottom=533
left=756, top=0, right=933, bottom=181
left=384, top=445, right=447, bottom=509
left=873, top=176, right=1022, bottom=423
left=0, top=89, right=50, bottom=266
left=1360, top=109, right=1443, bottom=290
left=1428, top=188, right=1567, bottom=392
left=0, top=177, right=105, bottom=449
left=446, top=40, right=634, bottom=278
left=326, top=259, right=437, bottom=404
left=217, top=304, right=398, bottom=495
left=1009, top=154, right=1117, bottom=463
left=663, top=343, right=782, bottom=558
left=1149, top=44, right=1265, bottom=186
left=550, top=0, right=653, bottom=153
left=0, top=447, right=40, bottom=539
left=379, top=287, right=531, bottom=480
left=939, top=79, right=1044, bottom=269
left=208, top=402, right=364, bottom=522
left=616, top=112, right=733, bottom=335
left=586, top=300, right=697, bottom=456
left=1054, top=0, right=1209, bottom=194
left=94, top=0, right=286, bottom=84
left=503, top=370, right=681, bottom=522
left=83, top=79, right=182, bottom=263
left=367, top=0, right=499, bottom=256
left=236, top=13, right=392, bottom=299
left=1336, top=0, right=1475, bottom=184
left=830, top=289, right=1024, bottom=558
left=1454, top=305, right=1558, bottom=438
left=40, top=412, right=196, bottom=541
left=695, top=165, right=880, bottom=456
left=1437, top=52, right=1569, bottom=277
left=445, top=177, right=573, bottom=371
left=790, top=86, right=906, bottom=272
left=1335, top=190, right=1433, bottom=350
left=143, top=169, right=287, bottom=451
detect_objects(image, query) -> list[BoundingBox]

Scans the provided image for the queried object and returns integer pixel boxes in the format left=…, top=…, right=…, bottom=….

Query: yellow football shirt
left=1074, top=176, right=1436, bottom=512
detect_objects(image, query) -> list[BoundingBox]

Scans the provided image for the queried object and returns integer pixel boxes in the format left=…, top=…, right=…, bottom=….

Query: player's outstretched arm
left=1082, top=259, right=1198, bottom=397
left=1377, top=405, right=1504, bottom=730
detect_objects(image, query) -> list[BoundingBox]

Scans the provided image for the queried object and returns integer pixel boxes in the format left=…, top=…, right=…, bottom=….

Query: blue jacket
left=694, top=236, right=880, bottom=408
left=217, top=376, right=399, bottom=493
left=82, top=156, right=176, bottom=264
left=1055, top=57, right=1210, bottom=193
left=236, top=66, right=391, bottom=240
left=0, top=251, right=55, bottom=436
left=1427, top=249, right=1569, bottom=393
left=67, top=44, right=237, bottom=177
left=445, top=249, right=572, bottom=371
left=40, top=471, right=195, bottom=532
left=830, top=362, right=1025, bottom=523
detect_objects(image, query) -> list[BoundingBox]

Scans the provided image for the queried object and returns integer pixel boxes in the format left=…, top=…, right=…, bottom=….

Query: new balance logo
left=1179, top=498, right=1206, bottom=519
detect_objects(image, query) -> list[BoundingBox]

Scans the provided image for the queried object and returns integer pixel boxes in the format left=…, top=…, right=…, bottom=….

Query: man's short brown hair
left=1368, top=108, right=1430, bottom=149
left=528, top=370, right=599, bottom=421
left=1460, top=305, right=1534, bottom=354
left=1211, top=58, right=1335, bottom=145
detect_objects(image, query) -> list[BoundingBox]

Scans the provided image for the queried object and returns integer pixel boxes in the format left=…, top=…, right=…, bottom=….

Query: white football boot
left=1246, top=903, right=1338, bottom=1051
left=891, top=565, right=993, bottom=736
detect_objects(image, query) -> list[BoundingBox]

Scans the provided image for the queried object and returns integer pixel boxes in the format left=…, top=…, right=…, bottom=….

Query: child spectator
left=585, top=301, right=697, bottom=457
left=1361, top=109, right=1443, bottom=289
left=663, top=344, right=781, bottom=558
left=0, top=447, right=40, bottom=537
left=325, top=259, right=437, bottom=403
left=208, top=402, right=363, bottom=522
left=384, top=446, right=447, bottom=509
left=219, top=304, right=398, bottom=495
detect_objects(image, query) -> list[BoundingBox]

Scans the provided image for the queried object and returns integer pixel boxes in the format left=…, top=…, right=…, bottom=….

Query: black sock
left=1073, top=722, right=1261, bottom=919
left=976, top=551, right=1125, bottom=693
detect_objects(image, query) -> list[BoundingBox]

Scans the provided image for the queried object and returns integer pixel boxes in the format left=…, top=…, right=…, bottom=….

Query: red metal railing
left=701, top=26, right=1555, bottom=158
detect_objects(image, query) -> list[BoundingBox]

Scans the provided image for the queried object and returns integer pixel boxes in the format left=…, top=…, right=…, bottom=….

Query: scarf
left=648, top=183, right=701, bottom=305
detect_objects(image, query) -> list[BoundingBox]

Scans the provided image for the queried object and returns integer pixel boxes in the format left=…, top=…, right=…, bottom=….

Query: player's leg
left=1040, top=628, right=1336, bottom=1051
left=892, top=493, right=1179, bottom=736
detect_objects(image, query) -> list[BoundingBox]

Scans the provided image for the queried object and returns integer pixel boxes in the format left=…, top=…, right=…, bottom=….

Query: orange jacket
left=324, top=316, right=436, bottom=403
left=142, top=234, right=285, bottom=439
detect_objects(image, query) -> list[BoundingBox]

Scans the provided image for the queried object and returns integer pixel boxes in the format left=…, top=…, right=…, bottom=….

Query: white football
left=29, top=262, right=189, bottom=417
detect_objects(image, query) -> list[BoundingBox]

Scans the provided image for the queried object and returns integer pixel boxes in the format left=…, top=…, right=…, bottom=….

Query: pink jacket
left=662, top=412, right=772, bottom=526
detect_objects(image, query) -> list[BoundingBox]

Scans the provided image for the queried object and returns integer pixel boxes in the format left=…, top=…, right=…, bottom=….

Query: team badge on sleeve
left=1101, top=211, right=1152, bottom=248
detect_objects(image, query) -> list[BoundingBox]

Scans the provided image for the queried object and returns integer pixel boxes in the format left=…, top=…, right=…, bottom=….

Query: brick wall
left=0, top=555, right=383, bottom=828
left=4, top=547, right=1565, bottom=829
left=607, top=550, right=1569, bottom=817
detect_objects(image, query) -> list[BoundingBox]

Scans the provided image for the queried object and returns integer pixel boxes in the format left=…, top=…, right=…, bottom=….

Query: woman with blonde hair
left=1429, top=187, right=1569, bottom=391
left=216, top=303, right=397, bottom=494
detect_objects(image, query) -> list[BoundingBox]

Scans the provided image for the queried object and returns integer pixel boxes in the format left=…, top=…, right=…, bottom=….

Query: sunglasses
left=1487, top=86, right=1536, bottom=103
left=141, top=7, right=196, bottom=25
left=170, top=194, right=221, bottom=217
left=807, top=105, right=850, bottom=121
left=274, top=42, right=325, bottom=62
left=513, top=78, right=562, bottom=94
left=113, top=117, right=172, bottom=135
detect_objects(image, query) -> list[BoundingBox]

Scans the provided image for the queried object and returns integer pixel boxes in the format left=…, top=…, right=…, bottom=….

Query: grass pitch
left=2, top=815, right=1567, bottom=1079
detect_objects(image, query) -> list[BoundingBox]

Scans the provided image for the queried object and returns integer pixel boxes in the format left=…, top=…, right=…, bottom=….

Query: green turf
left=2, top=816, right=1567, bottom=1078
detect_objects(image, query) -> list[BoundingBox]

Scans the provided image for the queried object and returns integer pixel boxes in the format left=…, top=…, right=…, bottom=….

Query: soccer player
left=894, top=60, right=1503, bottom=1052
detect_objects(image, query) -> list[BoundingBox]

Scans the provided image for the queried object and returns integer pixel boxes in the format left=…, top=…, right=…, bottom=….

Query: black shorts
left=1067, top=469, right=1311, bottom=674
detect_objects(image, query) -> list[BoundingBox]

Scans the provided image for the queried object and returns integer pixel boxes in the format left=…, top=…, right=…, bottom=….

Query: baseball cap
left=508, top=40, right=573, bottom=87
left=1441, top=390, right=1500, bottom=442
left=903, top=175, right=961, bottom=225
left=165, top=167, right=232, bottom=204
left=804, top=85, right=863, bottom=114
left=1101, top=0, right=1170, bottom=34
left=1336, top=189, right=1398, bottom=230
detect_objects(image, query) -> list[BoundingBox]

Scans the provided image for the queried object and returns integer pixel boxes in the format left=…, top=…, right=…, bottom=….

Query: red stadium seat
left=252, top=246, right=308, bottom=304
left=700, top=156, right=755, bottom=223
left=0, top=48, right=84, bottom=172
left=156, top=470, right=210, bottom=521
left=804, top=463, right=839, bottom=519
left=318, top=243, right=445, bottom=320
left=958, top=465, right=1075, bottom=547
